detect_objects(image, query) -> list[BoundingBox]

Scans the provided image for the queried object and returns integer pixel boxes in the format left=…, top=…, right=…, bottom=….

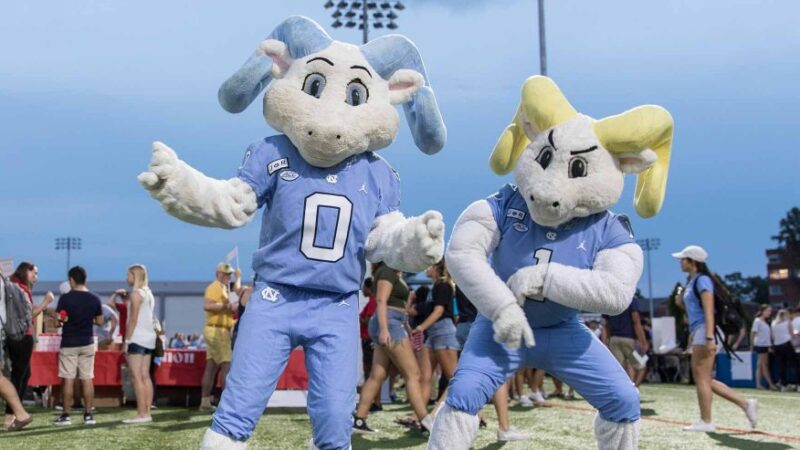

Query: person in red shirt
left=5, top=262, right=53, bottom=428
left=108, top=289, right=129, bottom=342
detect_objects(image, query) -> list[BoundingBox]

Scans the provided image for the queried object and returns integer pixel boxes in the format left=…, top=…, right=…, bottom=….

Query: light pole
left=55, top=237, right=82, bottom=273
left=537, top=0, right=547, bottom=76
left=637, top=238, right=660, bottom=320
left=324, top=1, right=405, bottom=44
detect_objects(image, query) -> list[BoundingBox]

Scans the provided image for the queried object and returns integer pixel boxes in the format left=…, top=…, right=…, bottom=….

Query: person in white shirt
left=750, top=305, right=777, bottom=390
left=771, top=309, right=798, bottom=391
left=122, top=264, right=157, bottom=424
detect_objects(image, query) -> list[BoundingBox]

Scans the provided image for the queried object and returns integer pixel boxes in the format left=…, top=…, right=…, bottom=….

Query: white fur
left=446, top=200, right=534, bottom=348
left=427, top=404, right=479, bottom=450
left=514, top=115, right=656, bottom=228
left=594, top=416, right=640, bottom=450
left=388, top=69, right=424, bottom=105
left=264, top=42, right=405, bottom=168
left=365, top=210, right=444, bottom=273
left=521, top=243, right=644, bottom=315
left=138, top=142, right=258, bottom=229
left=200, top=429, right=247, bottom=450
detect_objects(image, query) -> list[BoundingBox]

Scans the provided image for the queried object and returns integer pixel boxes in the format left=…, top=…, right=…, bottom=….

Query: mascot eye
left=345, top=80, right=369, bottom=106
left=536, top=147, right=554, bottom=170
left=302, top=73, right=326, bottom=98
left=568, top=157, right=588, bottom=178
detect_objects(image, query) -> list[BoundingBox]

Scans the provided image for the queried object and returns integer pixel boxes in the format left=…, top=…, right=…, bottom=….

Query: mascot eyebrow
left=306, top=56, right=334, bottom=65
left=547, top=129, right=599, bottom=155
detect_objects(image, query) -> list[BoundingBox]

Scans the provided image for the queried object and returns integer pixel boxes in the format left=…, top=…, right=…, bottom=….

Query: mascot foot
left=427, top=403, right=479, bottom=450
left=200, top=429, right=247, bottom=450
left=594, top=415, right=640, bottom=450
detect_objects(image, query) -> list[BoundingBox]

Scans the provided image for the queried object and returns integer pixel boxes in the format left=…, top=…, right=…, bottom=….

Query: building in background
left=766, top=247, right=800, bottom=307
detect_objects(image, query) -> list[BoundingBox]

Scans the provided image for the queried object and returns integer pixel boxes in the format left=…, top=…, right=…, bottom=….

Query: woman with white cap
left=673, top=245, right=757, bottom=432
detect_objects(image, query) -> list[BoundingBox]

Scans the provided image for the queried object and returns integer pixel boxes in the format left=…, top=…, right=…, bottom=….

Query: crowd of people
left=1, top=250, right=798, bottom=439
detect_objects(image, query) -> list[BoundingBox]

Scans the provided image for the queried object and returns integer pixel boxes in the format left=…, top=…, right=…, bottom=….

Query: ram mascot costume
left=138, top=16, right=446, bottom=450
left=428, top=76, right=673, bottom=450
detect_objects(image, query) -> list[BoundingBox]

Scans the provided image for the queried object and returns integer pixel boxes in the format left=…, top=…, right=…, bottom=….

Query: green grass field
left=1, top=382, right=798, bottom=449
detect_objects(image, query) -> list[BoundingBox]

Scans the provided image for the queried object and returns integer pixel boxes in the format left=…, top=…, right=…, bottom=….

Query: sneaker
left=122, top=416, right=153, bottom=425
left=682, top=420, right=715, bottom=432
left=519, top=395, right=534, bottom=407
left=479, top=418, right=488, bottom=429
left=53, top=414, right=72, bottom=426
left=529, top=391, right=546, bottom=405
left=744, top=399, right=758, bottom=429
left=369, top=403, right=383, bottom=413
left=84, top=413, right=97, bottom=425
left=565, top=391, right=576, bottom=400
left=498, top=426, right=532, bottom=442
left=352, top=415, right=377, bottom=434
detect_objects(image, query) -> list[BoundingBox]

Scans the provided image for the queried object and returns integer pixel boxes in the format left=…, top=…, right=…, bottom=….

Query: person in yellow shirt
left=199, top=263, right=240, bottom=411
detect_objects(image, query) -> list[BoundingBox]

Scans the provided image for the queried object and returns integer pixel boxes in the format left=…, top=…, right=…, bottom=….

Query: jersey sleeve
left=600, top=214, right=637, bottom=251
left=696, top=275, right=714, bottom=295
left=237, top=138, right=280, bottom=208
left=486, top=184, right=520, bottom=229
left=377, top=163, right=401, bottom=218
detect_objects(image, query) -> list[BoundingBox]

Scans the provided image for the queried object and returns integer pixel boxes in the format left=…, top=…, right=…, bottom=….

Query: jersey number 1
left=301, top=193, right=353, bottom=262
left=529, top=248, right=553, bottom=303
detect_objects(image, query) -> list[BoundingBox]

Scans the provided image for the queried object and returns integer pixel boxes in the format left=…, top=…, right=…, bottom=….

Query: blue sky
left=1, top=0, right=798, bottom=298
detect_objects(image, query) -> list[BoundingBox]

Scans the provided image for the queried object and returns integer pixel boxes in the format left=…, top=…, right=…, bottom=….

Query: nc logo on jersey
left=507, top=209, right=526, bottom=221
left=326, top=174, right=338, bottom=184
left=280, top=170, right=299, bottom=182
left=261, top=286, right=280, bottom=302
left=546, top=231, right=557, bottom=241
left=513, top=222, right=529, bottom=233
left=268, top=158, right=289, bottom=175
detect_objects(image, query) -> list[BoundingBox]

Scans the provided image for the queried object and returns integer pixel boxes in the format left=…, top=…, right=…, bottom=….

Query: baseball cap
left=216, top=262, right=235, bottom=274
left=671, top=245, right=708, bottom=263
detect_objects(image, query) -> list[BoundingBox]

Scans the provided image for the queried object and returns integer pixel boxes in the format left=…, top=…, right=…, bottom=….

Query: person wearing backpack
left=0, top=274, right=34, bottom=431
left=673, top=245, right=757, bottom=432
left=4, top=262, right=53, bottom=429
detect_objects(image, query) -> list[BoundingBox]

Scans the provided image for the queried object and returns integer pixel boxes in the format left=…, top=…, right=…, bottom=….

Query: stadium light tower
left=55, top=237, right=82, bottom=273
left=637, top=238, right=660, bottom=320
left=537, top=0, right=547, bottom=75
left=325, top=1, right=405, bottom=44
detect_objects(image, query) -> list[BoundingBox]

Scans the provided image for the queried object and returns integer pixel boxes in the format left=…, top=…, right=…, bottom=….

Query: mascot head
left=217, top=16, right=446, bottom=168
left=489, top=76, right=673, bottom=228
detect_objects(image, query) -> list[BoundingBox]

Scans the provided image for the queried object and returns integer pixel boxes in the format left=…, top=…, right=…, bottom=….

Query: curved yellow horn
left=489, top=76, right=577, bottom=175
left=593, top=105, right=674, bottom=218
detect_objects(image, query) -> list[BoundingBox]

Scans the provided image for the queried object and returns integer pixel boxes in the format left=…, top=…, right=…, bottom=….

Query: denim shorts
left=456, top=321, right=473, bottom=348
left=689, top=325, right=717, bottom=347
left=425, top=319, right=460, bottom=351
left=368, top=309, right=408, bottom=345
left=127, top=342, right=154, bottom=355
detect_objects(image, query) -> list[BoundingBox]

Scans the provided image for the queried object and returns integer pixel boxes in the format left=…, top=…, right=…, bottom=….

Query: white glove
left=492, top=303, right=535, bottom=349
left=507, top=264, right=548, bottom=305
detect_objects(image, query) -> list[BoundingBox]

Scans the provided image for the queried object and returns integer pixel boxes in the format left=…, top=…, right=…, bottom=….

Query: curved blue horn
left=361, top=35, right=447, bottom=154
left=218, top=16, right=333, bottom=113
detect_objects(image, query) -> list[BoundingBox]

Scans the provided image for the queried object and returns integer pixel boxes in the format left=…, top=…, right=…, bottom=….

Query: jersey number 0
left=300, top=193, right=353, bottom=262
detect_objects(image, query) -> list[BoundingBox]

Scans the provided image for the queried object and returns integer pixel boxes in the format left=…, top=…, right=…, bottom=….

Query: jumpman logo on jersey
left=358, top=182, right=368, bottom=194
left=261, top=286, right=280, bottom=302
left=337, top=299, right=351, bottom=307
left=577, top=240, right=587, bottom=252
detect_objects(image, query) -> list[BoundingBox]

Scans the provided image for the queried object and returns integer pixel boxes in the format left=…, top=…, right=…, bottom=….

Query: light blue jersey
left=684, top=274, right=713, bottom=330
left=238, top=135, right=400, bottom=294
left=486, top=184, right=636, bottom=328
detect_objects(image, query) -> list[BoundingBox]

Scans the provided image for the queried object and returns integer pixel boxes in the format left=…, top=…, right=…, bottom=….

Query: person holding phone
left=673, top=246, right=757, bottom=432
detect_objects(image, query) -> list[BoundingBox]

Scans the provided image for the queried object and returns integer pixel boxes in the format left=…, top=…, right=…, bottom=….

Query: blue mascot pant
left=211, top=282, right=359, bottom=450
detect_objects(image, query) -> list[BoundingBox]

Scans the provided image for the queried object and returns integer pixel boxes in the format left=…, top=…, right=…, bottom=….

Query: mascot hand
left=507, top=264, right=548, bottom=305
left=416, top=210, right=445, bottom=265
left=492, top=303, right=535, bottom=349
left=138, top=141, right=186, bottom=209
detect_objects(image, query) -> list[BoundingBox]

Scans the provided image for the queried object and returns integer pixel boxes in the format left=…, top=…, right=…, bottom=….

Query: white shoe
left=529, top=391, right=546, bottom=405
left=518, top=395, right=534, bottom=407
left=200, top=428, right=248, bottom=450
left=122, top=416, right=153, bottom=425
left=682, top=420, right=715, bottom=432
left=744, top=399, right=758, bottom=429
left=497, top=426, right=531, bottom=442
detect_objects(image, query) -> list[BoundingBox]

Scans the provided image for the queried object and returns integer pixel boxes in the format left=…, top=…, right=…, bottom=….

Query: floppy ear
left=361, top=35, right=446, bottom=154
left=388, top=69, right=424, bottom=105
left=218, top=15, right=333, bottom=114
left=259, top=39, right=293, bottom=79
left=489, top=76, right=577, bottom=175
left=593, top=105, right=674, bottom=218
